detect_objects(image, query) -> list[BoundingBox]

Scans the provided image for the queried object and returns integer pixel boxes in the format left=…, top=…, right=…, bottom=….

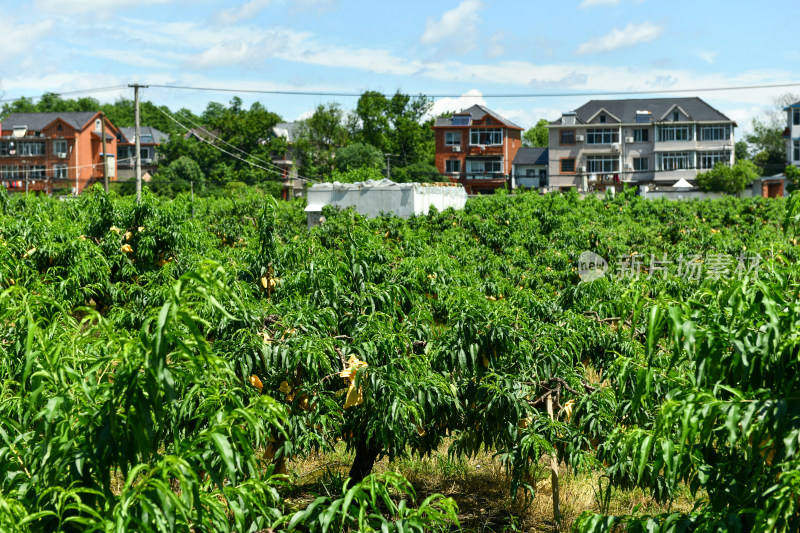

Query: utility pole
left=129, top=83, right=149, bottom=203
left=101, top=112, right=108, bottom=193
left=385, top=154, right=398, bottom=180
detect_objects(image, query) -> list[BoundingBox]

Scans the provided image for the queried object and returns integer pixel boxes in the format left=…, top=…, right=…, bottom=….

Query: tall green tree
left=295, top=103, right=353, bottom=179
left=523, top=119, right=549, bottom=147
left=745, top=92, right=800, bottom=175
left=353, top=91, right=434, bottom=176
left=746, top=119, right=785, bottom=176
left=335, top=142, right=385, bottom=172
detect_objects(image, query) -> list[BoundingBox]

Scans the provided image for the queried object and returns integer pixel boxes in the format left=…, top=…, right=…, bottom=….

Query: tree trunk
left=347, top=437, right=381, bottom=487
left=547, top=395, right=561, bottom=531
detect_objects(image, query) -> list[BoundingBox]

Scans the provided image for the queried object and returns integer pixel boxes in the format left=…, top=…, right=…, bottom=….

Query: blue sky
left=1, top=0, right=798, bottom=135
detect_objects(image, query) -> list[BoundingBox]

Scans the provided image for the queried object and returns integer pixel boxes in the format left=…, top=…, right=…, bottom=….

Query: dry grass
left=285, top=442, right=700, bottom=532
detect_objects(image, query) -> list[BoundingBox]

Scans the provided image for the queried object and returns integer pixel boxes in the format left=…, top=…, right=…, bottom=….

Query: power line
left=155, top=105, right=317, bottom=183
left=171, top=108, right=318, bottom=183
left=147, top=81, right=800, bottom=99
left=0, top=85, right=128, bottom=104
left=2, top=80, right=800, bottom=109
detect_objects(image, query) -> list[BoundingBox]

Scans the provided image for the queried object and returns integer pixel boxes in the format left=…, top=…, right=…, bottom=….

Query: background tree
left=523, top=119, right=550, bottom=147
left=744, top=92, right=800, bottom=175
left=746, top=119, right=785, bottom=176
left=295, top=103, right=353, bottom=179
left=696, top=160, right=759, bottom=194
left=390, top=162, right=441, bottom=183
left=735, top=140, right=749, bottom=162
left=335, top=142, right=385, bottom=172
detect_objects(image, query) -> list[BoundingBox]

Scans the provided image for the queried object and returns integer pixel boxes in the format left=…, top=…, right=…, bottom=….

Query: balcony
left=466, top=144, right=503, bottom=156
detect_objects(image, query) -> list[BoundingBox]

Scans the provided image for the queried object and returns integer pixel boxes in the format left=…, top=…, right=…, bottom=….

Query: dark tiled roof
left=513, top=147, right=548, bottom=165
left=118, top=126, right=169, bottom=144
left=0, top=111, right=100, bottom=131
left=550, top=97, right=733, bottom=125
left=435, top=104, right=523, bottom=129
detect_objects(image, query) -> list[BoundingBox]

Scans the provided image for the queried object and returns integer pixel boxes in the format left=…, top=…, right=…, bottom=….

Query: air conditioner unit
left=579, top=165, right=587, bottom=173
left=625, top=163, right=633, bottom=171
left=57, top=152, right=67, bottom=159
left=611, top=143, right=620, bottom=152
left=452, top=146, right=461, bottom=152
left=575, top=135, right=584, bottom=142
left=625, top=136, right=634, bottom=143
left=477, top=144, right=486, bottom=151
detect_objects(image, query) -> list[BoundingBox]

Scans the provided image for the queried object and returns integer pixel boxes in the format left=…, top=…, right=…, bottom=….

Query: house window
left=633, top=157, right=649, bottom=171
left=586, top=128, right=619, bottom=145
left=700, top=125, right=731, bottom=141
left=586, top=155, right=619, bottom=173
left=0, top=142, right=10, bottom=156
left=1, top=166, right=20, bottom=179
left=20, top=142, right=46, bottom=156
left=699, top=151, right=729, bottom=169
left=657, top=152, right=692, bottom=170
left=469, top=128, right=503, bottom=146
left=452, top=114, right=472, bottom=126
left=53, top=164, right=68, bottom=179
left=466, top=159, right=502, bottom=174
left=53, top=139, right=67, bottom=155
left=560, top=158, right=576, bottom=173
left=27, top=165, right=46, bottom=179
left=445, top=132, right=461, bottom=146
left=560, top=129, right=575, bottom=145
left=673, top=111, right=680, bottom=121
left=793, top=140, right=800, bottom=161
left=445, top=159, right=461, bottom=173
left=657, top=125, right=692, bottom=142
left=141, top=148, right=151, bottom=161
left=95, top=119, right=102, bottom=131
left=633, top=128, right=649, bottom=142
left=794, top=110, right=800, bottom=126
left=599, top=114, right=606, bottom=123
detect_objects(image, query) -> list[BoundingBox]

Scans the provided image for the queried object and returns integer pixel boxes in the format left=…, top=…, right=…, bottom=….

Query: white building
left=547, top=97, right=736, bottom=192
left=785, top=101, right=800, bottom=167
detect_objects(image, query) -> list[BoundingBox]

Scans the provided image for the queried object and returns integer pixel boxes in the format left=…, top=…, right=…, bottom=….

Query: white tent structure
left=671, top=178, right=693, bottom=190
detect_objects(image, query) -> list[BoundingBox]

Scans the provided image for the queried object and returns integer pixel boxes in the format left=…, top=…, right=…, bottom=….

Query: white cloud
left=429, top=89, right=486, bottom=117
left=486, top=32, right=507, bottom=58
left=580, top=0, right=622, bottom=6
left=216, top=0, right=273, bottom=26
left=295, top=109, right=316, bottom=121
left=0, top=18, right=55, bottom=66
left=34, top=0, right=171, bottom=15
left=494, top=107, right=563, bottom=130
left=289, top=0, right=337, bottom=14
left=421, top=0, right=482, bottom=50
left=696, top=50, right=718, bottom=64
left=576, top=22, right=663, bottom=55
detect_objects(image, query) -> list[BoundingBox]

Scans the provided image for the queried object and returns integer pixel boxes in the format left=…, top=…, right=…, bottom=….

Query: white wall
left=305, top=179, right=467, bottom=227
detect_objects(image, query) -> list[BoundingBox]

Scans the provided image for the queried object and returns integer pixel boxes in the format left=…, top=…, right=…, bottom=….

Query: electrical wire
left=0, top=85, right=128, bottom=104
left=4, top=80, right=799, bottom=107
left=155, top=105, right=317, bottom=183
left=147, top=81, right=800, bottom=99
left=170, top=108, right=318, bottom=183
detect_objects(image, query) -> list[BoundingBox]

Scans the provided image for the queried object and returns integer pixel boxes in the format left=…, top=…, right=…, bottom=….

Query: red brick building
left=0, top=112, right=118, bottom=194
left=432, top=105, right=523, bottom=194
